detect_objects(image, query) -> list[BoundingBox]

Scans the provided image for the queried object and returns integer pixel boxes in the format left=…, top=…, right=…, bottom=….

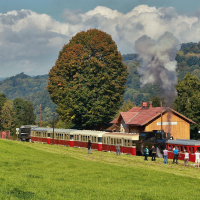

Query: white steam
left=135, top=32, right=180, bottom=105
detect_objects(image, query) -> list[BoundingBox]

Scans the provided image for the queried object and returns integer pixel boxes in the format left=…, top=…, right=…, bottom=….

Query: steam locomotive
left=136, top=130, right=167, bottom=157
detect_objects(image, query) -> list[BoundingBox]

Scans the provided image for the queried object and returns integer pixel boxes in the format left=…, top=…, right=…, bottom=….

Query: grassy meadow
left=0, top=139, right=200, bottom=199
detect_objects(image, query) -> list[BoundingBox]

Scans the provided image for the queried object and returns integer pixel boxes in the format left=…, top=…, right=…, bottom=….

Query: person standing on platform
left=151, top=146, right=156, bottom=161
left=195, top=150, right=200, bottom=168
left=184, top=150, right=189, bottom=166
left=87, top=140, right=92, bottom=154
left=173, top=147, right=179, bottom=164
left=116, top=142, right=121, bottom=156
left=163, top=148, right=168, bottom=164
left=144, top=146, right=149, bottom=161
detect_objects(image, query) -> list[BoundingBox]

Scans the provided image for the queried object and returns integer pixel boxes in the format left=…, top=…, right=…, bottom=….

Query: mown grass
left=0, top=139, right=200, bottom=200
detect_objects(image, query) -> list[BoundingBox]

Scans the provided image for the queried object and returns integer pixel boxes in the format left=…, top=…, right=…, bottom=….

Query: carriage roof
left=166, top=139, right=200, bottom=146
left=31, top=127, right=77, bottom=134
left=71, top=130, right=106, bottom=137
left=103, top=132, right=139, bottom=140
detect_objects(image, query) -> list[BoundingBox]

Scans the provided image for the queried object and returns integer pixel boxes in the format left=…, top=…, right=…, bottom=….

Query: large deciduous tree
left=47, top=29, right=128, bottom=129
left=174, top=72, right=200, bottom=139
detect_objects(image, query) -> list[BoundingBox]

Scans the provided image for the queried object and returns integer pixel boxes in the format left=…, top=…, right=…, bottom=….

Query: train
left=18, top=125, right=200, bottom=162
left=19, top=125, right=166, bottom=156
left=30, top=127, right=139, bottom=155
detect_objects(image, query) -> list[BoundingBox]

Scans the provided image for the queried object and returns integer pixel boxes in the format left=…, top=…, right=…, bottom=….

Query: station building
left=110, top=102, right=195, bottom=140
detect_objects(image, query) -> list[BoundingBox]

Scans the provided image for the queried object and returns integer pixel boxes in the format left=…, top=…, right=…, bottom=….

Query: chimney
left=149, top=101, right=152, bottom=108
left=142, top=102, right=147, bottom=108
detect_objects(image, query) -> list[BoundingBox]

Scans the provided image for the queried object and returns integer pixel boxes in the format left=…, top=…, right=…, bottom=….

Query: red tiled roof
left=110, top=107, right=195, bottom=126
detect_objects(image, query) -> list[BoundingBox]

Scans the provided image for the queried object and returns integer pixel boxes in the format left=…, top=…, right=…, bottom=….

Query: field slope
left=0, top=139, right=200, bottom=200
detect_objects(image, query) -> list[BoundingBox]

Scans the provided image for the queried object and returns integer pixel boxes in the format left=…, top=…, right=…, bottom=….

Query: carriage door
left=47, top=132, right=50, bottom=145
left=107, top=137, right=111, bottom=151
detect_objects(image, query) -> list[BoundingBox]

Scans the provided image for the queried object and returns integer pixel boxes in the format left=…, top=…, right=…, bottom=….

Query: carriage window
left=70, top=135, right=74, bottom=140
left=127, top=140, right=130, bottom=146
left=192, top=147, right=194, bottom=154
left=98, top=137, right=102, bottom=143
left=117, top=139, right=122, bottom=145
left=180, top=146, right=183, bottom=153
left=184, top=147, right=187, bottom=152
left=124, top=139, right=127, bottom=146
left=114, top=138, right=117, bottom=145
left=103, top=137, right=106, bottom=144
left=64, top=134, right=69, bottom=140
left=107, top=138, right=109, bottom=145
left=111, top=138, right=114, bottom=145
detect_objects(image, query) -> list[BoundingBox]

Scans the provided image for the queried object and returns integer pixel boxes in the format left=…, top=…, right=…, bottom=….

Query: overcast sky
left=1, top=0, right=200, bottom=77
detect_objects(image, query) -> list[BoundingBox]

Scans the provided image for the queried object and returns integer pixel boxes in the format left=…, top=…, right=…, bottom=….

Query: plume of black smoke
left=135, top=32, right=180, bottom=106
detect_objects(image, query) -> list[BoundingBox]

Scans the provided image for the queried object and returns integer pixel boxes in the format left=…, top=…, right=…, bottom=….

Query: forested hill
left=0, top=42, right=200, bottom=121
left=0, top=72, right=56, bottom=121
left=0, top=72, right=48, bottom=99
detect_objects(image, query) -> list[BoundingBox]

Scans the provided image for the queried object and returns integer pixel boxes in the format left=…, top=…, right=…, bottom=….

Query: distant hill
left=0, top=72, right=56, bottom=122
left=0, top=72, right=48, bottom=99
left=176, top=42, right=200, bottom=80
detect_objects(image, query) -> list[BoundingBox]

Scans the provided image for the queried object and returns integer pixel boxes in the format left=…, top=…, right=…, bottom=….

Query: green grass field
left=0, top=139, right=200, bottom=200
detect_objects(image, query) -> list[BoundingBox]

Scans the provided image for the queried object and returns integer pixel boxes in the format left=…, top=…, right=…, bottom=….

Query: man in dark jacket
left=87, top=140, right=92, bottom=154
left=151, top=146, right=156, bottom=161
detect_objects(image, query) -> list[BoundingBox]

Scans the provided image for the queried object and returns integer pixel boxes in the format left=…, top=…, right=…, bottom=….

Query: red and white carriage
left=166, top=139, right=200, bottom=162
left=102, top=132, right=139, bottom=155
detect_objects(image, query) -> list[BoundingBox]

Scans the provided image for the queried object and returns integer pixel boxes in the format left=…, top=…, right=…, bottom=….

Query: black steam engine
left=136, top=130, right=167, bottom=157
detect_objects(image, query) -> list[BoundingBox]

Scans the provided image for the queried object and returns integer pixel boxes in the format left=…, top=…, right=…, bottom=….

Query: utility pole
left=160, top=101, right=163, bottom=132
left=40, top=104, right=41, bottom=127
left=53, top=112, right=55, bottom=145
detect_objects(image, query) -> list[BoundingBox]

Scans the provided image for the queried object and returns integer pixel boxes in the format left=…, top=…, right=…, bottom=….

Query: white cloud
left=0, top=5, right=200, bottom=77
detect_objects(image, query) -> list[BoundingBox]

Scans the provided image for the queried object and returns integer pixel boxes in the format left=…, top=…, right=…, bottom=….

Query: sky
left=1, top=0, right=200, bottom=77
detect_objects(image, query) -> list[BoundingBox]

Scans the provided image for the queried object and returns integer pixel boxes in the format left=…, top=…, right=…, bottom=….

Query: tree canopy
left=47, top=29, right=128, bottom=129
left=174, top=73, right=200, bottom=139
left=13, top=98, right=36, bottom=127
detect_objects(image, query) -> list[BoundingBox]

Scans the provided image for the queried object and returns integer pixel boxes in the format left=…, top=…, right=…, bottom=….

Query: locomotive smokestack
left=135, top=32, right=180, bottom=106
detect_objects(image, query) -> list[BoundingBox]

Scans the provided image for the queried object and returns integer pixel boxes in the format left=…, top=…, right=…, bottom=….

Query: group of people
left=88, top=140, right=200, bottom=167
left=144, top=146, right=200, bottom=167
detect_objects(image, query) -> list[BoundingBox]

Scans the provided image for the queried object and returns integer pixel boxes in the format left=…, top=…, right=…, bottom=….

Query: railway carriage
left=31, top=127, right=49, bottom=143
left=166, top=139, right=200, bottom=162
left=31, top=127, right=77, bottom=146
left=102, top=132, right=139, bottom=155
left=71, top=130, right=105, bottom=151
